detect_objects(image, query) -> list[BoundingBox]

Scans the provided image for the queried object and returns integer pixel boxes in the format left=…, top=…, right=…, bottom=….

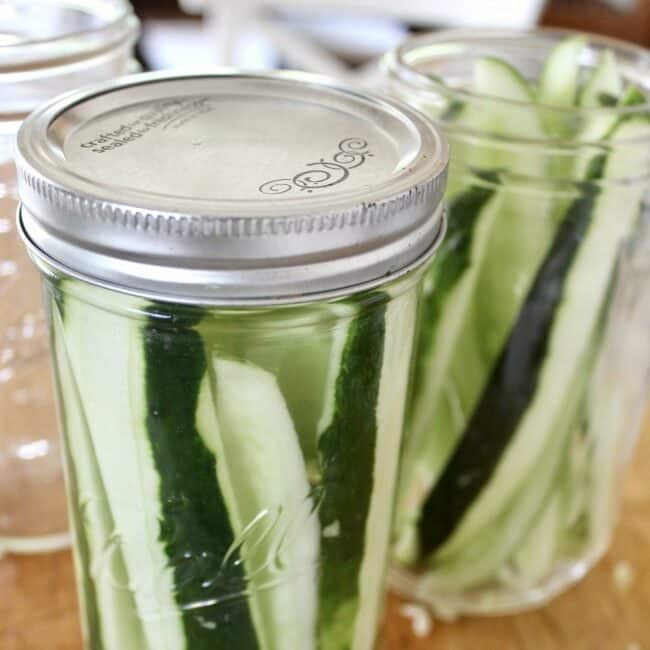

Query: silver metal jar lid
left=17, top=70, right=448, bottom=305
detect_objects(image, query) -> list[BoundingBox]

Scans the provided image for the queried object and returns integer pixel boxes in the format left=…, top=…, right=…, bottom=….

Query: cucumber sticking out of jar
left=537, top=36, right=586, bottom=137
left=396, top=37, right=650, bottom=591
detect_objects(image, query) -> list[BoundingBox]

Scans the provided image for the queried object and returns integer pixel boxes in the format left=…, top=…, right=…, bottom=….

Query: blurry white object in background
left=282, top=0, right=546, bottom=28
left=603, top=0, right=637, bottom=10
left=141, top=19, right=279, bottom=69
left=178, top=0, right=546, bottom=74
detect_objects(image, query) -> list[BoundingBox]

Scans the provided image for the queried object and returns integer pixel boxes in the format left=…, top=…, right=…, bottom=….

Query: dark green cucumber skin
left=417, top=155, right=607, bottom=556
left=317, top=294, right=386, bottom=647
left=143, top=305, right=259, bottom=649
left=409, top=177, right=498, bottom=415
left=50, top=292, right=103, bottom=650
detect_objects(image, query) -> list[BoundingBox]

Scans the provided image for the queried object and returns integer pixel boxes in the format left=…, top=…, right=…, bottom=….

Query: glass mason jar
left=0, top=0, right=139, bottom=554
left=16, top=71, right=448, bottom=649
left=381, top=29, right=650, bottom=617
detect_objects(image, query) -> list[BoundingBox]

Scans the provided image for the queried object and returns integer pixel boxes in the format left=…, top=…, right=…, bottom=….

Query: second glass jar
left=382, top=29, right=650, bottom=617
left=0, top=0, right=139, bottom=554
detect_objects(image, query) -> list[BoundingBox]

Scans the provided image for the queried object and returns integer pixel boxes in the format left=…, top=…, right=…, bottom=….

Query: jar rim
left=383, top=27, right=650, bottom=128
left=0, top=0, right=138, bottom=74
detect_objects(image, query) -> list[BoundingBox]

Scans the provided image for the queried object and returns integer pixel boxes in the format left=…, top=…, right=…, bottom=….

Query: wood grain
left=1, top=412, right=649, bottom=650
left=541, top=0, right=650, bottom=47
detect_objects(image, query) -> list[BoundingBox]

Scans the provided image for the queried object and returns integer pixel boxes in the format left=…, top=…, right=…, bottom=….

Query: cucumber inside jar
left=394, top=37, right=650, bottom=614
left=51, top=281, right=417, bottom=650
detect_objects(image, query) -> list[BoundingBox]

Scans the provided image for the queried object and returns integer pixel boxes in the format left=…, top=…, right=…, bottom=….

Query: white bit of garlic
left=322, top=521, right=340, bottom=538
left=612, top=561, right=635, bottom=593
left=399, top=603, right=433, bottom=638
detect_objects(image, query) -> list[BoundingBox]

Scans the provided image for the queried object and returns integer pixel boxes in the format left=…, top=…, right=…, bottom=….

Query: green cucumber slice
left=316, top=305, right=357, bottom=440
left=407, top=177, right=498, bottom=438
left=197, top=305, right=355, bottom=478
left=579, top=50, right=623, bottom=108
left=353, top=292, right=418, bottom=650
left=52, top=299, right=145, bottom=650
left=59, top=287, right=186, bottom=650
left=395, top=61, right=555, bottom=561
left=197, top=358, right=318, bottom=650
left=317, top=294, right=386, bottom=650
left=538, top=36, right=585, bottom=108
left=511, top=481, right=564, bottom=586
left=573, top=78, right=643, bottom=180
left=537, top=36, right=586, bottom=137
left=585, top=116, right=650, bottom=540
left=447, top=57, right=546, bottom=189
left=51, top=302, right=102, bottom=649
left=276, top=335, right=336, bottom=464
left=563, top=422, right=591, bottom=532
left=141, top=304, right=260, bottom=649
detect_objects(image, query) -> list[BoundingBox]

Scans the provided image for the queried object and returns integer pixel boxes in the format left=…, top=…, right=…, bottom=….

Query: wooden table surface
left=2, top=413, right=649, bottom=650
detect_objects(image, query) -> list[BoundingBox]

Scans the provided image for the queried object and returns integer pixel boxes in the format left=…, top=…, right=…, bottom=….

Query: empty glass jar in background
left=16, top=71, right=448, bottom=649
left=381, top=30, right=650, bottom=616
left=0, top=0, right=138, bottom=554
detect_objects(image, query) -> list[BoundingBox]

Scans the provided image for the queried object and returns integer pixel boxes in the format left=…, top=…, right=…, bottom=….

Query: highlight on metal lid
left=17, top=70, right=448, bottom=304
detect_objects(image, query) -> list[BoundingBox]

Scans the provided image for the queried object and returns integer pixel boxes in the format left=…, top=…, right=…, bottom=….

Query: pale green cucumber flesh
left=448, top=56, right=546, bottom=185
left=52, top=302, right=111, bottom=650
left=511, top=490, right=563, bottom=586
left=57, top=287, right=176, bottom=650
left=538, top=36, right=586, bottom=107
left=579, top=50, right=623, bottom=108
left=196, top=358, right=319, bottom=650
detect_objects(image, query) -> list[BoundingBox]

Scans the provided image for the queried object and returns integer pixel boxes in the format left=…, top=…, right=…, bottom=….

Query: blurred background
left=131, top=0, right=650, bottom=76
